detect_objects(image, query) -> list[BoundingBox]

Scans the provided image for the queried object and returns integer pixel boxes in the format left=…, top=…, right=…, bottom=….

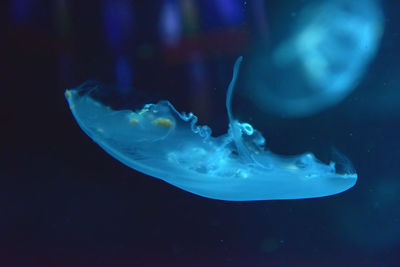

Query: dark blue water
left=3, top=0, right=400, bottom=265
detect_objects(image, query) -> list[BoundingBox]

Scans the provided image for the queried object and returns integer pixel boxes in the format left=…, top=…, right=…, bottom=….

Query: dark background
left=2, top=0, right=400, bottom=265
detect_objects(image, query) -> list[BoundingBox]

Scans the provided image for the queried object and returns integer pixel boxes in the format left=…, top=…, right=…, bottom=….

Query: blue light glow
left=102, top=0, right=135, bottom=51
left=159, top=0, right=182, bottom=46
left=115, top=56, right=133, bottom=93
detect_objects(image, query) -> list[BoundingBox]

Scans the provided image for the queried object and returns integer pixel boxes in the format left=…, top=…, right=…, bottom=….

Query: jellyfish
left=245, top=0, right=383, bottom=117
left=65, top=57, right=357, bottom=201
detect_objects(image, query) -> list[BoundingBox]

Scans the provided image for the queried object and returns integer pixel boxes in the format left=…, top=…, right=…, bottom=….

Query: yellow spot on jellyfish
left=65, top=57, right=357, bottom=201
left=65, top=90, right=72, bottom=99
left=129, top=118, right=139, bottom=125
left=152, top=118, right=173, bottom=127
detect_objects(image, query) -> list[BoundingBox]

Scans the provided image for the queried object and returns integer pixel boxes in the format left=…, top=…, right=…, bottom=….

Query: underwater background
left=2, top=0, right=400, bottom=265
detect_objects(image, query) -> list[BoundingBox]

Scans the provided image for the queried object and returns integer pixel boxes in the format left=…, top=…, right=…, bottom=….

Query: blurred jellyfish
left=65, top=57, right=357, bottom=201
left=245, top=0, right=384, bottom=117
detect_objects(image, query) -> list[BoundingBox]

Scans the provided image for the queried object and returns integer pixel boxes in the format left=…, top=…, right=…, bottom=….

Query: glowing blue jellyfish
left=246, top=0, right=383, bottom=117
left=65, top=57, right=357, bottom=201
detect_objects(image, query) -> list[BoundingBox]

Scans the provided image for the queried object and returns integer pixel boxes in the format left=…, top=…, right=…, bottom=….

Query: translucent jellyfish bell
left=245, top=0, right=383, bottom=117
left=65, top=57, right=357, bottom=201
